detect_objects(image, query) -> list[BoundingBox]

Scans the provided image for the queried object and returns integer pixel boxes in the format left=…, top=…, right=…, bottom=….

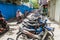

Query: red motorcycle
left=0, top=18, right=9, bottom=35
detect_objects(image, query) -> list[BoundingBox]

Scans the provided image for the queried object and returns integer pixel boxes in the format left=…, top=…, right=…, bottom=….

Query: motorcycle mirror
left=45, top=19, right=47, bottom=21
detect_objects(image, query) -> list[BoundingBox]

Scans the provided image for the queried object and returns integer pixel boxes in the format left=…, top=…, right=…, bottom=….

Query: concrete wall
left=49, top=0, right=55, bottom=20
left=48, top=0, right=60, bottom=24
left=55, top=0, right=60, bottom=23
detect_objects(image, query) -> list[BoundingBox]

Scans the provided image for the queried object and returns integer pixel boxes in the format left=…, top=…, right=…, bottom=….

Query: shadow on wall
left=0, top=3, right=33, bottom=20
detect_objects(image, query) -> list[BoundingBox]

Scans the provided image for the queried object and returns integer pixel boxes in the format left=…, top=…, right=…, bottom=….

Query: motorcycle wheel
left=45, top=33, right=54, bottom=40
left=33, top=39, right=40, bottom=40
left=0, top=25, right=9, bottom=35
left=16, top=33, right=28, bottom=40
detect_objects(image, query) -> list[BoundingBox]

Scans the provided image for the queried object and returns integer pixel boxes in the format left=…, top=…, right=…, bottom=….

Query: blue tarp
left=0, top=3, right=33, bottom=20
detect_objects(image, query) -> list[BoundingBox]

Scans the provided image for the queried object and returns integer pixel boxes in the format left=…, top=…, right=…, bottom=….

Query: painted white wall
left=55, top=0, right=60, bottom=22
left=49, top=0, right=55, bottom=20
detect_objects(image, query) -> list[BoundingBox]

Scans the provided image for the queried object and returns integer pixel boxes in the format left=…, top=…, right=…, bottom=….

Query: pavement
left=0, top=19, right=60, bottom=40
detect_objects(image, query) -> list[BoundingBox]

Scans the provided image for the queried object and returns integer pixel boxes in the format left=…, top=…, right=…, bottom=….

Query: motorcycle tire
left=0, top=25, right=9, bottom=35
left=16, top=33, right=28, bottom=40
left=44, top=33, right=54, bottom=40
left=7, top=38, right=14, bottom=40
left=33, top=38, right=40, bottom=40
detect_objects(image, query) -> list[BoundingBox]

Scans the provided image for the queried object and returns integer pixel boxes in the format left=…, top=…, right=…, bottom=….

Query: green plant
left=33, top=3, right=39, bottom=9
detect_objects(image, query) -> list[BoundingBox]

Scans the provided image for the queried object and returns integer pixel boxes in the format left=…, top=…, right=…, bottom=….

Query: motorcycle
left=16, top=19, right=54, bottom=40
left=0, top=18, right=9, bottom=35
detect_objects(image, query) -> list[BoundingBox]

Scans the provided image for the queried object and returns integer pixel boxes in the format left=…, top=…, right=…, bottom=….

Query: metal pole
left=59, top=16, right=60, bottom=26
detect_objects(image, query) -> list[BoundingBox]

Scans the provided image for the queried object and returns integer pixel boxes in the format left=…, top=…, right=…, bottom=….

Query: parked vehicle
left=0, top=16, right=9, bottom=35
left=16, top=18, right=54, bottom=40
left=0, top=11, right=9, bottom=35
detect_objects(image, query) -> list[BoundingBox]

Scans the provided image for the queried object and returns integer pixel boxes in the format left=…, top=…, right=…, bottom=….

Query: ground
left=0, top=19, right=60, bottom=40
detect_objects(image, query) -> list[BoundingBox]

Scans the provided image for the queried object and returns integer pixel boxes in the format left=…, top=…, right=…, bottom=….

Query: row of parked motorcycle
left=16, top=12, right=54, bottom=40
left=0, top=11, right=54, bottom=40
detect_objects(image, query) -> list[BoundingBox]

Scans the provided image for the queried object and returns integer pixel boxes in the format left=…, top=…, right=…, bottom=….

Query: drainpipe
left=59, top=15, right=60, bottom=26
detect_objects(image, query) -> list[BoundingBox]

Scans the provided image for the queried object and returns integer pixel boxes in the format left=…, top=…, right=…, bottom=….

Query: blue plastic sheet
left=0, top=3, right=33, bottom=20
